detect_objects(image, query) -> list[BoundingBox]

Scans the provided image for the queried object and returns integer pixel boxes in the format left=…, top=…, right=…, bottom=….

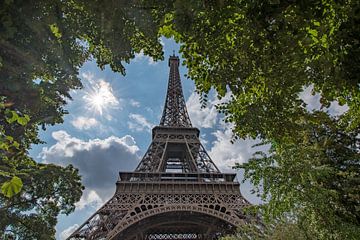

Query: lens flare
left=83, top=80, right=119, bottom=115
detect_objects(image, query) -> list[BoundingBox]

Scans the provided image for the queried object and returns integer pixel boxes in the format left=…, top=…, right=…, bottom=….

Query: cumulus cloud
left=186, top=91, right=232, bottom=129
left=185, top=90, right=261, bottom=171
left=299, top=85, right=348, bottom=116
left=199, top=133, right=208, bottom=145
left=83, top=80, right=120, bottom=113
left=134, top=50, right=158, bottom=65
left=75, top=189, right=104, bottom=210
left=40, top=130, right=140, bottom=200
left=159, top=37, right=165, bottom=46
left=209, top=133, right=259, bottom=172
left=60, top=224, right=79, bottom=240
left=71, top=116, right=99, bottom=130
left=191, top=120, right=263, bottom=204
left=208, top=122, right=267, bottom=173
left=128, top=113, right=154, bottom=132
left=205, top=122, right=266, bottom=204
left=186, top=92, right=218, bottom=128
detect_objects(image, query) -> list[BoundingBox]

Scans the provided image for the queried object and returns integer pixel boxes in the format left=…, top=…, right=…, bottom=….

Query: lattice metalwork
left=68, top=188, right=250, bottom=240
left=135, top=128, right=220, bottom=173
left=146, top=233, right=200, bottom=240
left=68, top=55, right=252, bottom=240
left=135, top=139, right=167, bottom=172
left=160, top=55, right=192, bottom=128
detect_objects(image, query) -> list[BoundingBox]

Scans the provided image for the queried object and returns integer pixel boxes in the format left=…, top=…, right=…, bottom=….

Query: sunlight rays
left=82, top=77, right=119, bottom=116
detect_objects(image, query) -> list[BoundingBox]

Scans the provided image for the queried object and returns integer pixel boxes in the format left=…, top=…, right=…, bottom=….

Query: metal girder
left=135, top=127, right=220, bottom=174
left=67, top=182, right=250, bottom=240
left=160, top=55, right=192, bottom=128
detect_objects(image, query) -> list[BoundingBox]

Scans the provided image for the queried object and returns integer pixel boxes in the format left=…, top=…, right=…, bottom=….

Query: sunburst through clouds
left=82, top=75, right=119, bottom=116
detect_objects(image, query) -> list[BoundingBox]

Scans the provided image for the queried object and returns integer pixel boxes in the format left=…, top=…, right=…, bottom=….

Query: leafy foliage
left=0, top=0, right=168, bottom=238
left=158, top=0, right=360, bottom=239
left=1, top=0, right=359, bottom=238
left=0, top=162, right=82, bottom=239
left=221, top=220, right=307, bottom=240
left=239, top=113, right=360, bottom=238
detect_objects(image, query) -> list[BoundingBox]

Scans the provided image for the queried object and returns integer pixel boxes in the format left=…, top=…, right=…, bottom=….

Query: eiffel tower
left=68, top=54, right=251, bottom=240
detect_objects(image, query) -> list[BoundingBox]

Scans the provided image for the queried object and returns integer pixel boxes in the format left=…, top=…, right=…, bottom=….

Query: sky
left=28, top=38, right=348, bottom=240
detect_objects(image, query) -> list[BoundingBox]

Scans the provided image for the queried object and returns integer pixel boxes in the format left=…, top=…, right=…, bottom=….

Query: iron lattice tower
left=68, top=55, right=251, bottom=240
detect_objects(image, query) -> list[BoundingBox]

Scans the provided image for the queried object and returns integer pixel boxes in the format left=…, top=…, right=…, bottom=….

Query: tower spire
left=160, top=55, right=192, bottom=127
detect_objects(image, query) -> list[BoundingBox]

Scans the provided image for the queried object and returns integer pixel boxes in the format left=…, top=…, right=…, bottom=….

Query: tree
left=158, top=0, right=360, bottom=239
left=0, top=162, right=82, bottom=239
left=221, top=220, right=308, bottom=240
left=0, top=0, right=168, bottom=238
left=239, top=113, right=359, bottom=239
left=2, top=0, right=359, bottom=238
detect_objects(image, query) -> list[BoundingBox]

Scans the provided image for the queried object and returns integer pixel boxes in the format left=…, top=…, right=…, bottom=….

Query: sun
left=83, top=79, right=119, bottom=115
left=89, top=92, right=106, bottom=114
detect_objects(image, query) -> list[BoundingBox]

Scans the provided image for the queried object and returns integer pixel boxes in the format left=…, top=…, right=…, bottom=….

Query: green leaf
left=313, top=20, right=321, bottom=27
left=6, top=110, right=19, bottom=123
left=6, top=135, right=13, bottom=142
left=1, top=176, right=23, bottom=198
left=12, top=141, right=20, bottom=148
left=17, top=116, right=29, bottom=126
left=49, top=24, right=62, bottom=39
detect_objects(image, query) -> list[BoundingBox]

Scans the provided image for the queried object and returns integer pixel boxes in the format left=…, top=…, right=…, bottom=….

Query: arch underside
left=117, top=211, right=236, bottom=240
left=68, top=193, right=249, bottom=239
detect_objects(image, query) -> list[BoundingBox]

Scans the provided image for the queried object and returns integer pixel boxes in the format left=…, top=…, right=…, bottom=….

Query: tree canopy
left=1, top=0, right=167, bottom=238
left=159, top=0, right=360, bottom=238
left=1, top=0, right=359, bottom=239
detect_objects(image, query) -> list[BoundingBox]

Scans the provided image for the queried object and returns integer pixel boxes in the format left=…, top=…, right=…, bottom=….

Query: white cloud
left=205, top=121, right=266, bottom=204
left=186, top=91, right=232, bottom=129
left=199, top=133, right=208, bottom=145
left=299, top=85, right=348, bottom=116
left=71, top=116, right=99, bottom=130
left=82, top=80, right=120, bottom=114
left=134, top=50, right=159, bottom=65
left=81, top=72, right=95, bottom=82
left=299, top=85, right=321, bottom=111
left=128, top=113, right=154, bottom=132
left=185, top=90, right=260, bottom=171
left=327, top=101, right=349, bottom=116
left=75, top=189, right=103, bottom=210
left=40, top=130, right=140, bottom=200
left=60, top=224, right=79, bottom=240
left=209, top=122, right=267, bottom=173
left=129, top=99, right=140, bottom=107
left=186, top=92, right=218, bottom=128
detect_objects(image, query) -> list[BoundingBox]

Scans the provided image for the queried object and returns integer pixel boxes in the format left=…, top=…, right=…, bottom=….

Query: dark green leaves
left=153, top=1, right=360, bottom=239
left=0, top=1, right=167, bottom=238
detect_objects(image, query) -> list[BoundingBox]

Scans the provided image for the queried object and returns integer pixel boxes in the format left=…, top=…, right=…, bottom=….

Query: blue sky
left=28, top=37, right=347, bottom=239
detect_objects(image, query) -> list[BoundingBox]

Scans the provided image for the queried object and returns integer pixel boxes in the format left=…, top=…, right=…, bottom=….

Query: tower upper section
left=134, top=54, right=220, bottom=174
left=159, top=54, right=192, bottom=127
